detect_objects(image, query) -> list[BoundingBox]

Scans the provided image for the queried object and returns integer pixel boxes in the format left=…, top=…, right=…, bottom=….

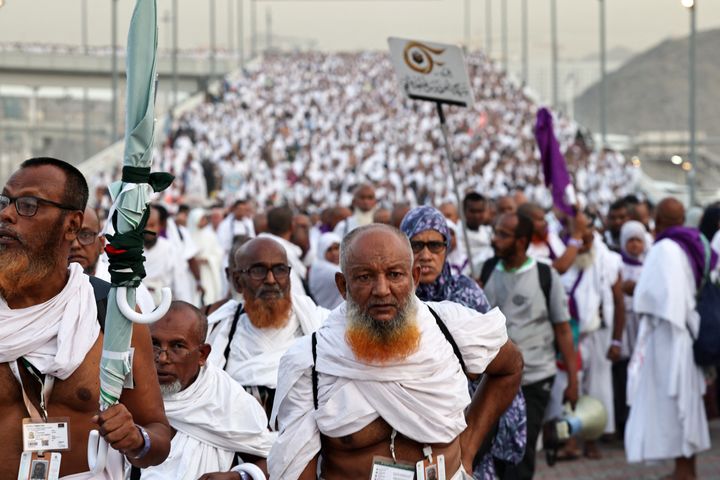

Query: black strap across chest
left=311, top=304, right=465, bottom=410
left=224, top=303, right=245, bottom=363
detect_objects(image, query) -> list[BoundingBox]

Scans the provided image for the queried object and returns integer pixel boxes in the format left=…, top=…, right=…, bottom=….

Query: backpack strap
left=88, top=275, right=111, bottom=332
left=223, top=303, right=245, bottom=363
left=129, top=466, right=141, bottom=480
left=479, top=256, right=500, bottom=287
left=427, top=305, right=467, bottom=374
left=536, top=261, right=553, bottom=316
left=311, top=332, right=319, bottom=410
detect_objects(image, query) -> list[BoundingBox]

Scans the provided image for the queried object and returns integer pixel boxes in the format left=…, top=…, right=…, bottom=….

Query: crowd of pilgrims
left=70, top=51, right=720, bottom=479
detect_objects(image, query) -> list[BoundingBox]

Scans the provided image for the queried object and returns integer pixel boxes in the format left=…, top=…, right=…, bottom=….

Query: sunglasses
left=410, top=240, right=446, bottom=254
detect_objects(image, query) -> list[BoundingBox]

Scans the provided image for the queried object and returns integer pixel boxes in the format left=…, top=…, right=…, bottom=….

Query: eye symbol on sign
left=403, top=41, right=445, bottom=74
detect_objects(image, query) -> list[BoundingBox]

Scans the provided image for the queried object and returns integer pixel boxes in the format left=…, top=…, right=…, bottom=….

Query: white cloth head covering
left=309, top=233, right=343, bottom=309
left=620, top=220, right=648, bottom=256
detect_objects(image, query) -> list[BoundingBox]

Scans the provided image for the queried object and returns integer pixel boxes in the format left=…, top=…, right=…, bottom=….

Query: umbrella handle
left=87, top=429, right=108, bottom=474
left=117, top=286, right=172, bottom=324
left=232, top=463, right=267, bottom=480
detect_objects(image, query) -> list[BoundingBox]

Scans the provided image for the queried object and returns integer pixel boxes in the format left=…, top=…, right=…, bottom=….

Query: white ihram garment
left=0, top=263, right=99, bottom=379
left=625, top=239, right=710, bottom=462
left=268, top=298, right=508, bottom=480
left=213, top=294, right=329, bottom=387
left=140, top=365, right=275, bottom=480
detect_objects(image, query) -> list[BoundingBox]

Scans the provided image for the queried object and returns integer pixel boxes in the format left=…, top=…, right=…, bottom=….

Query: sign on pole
left=388, top=37, right=475, bottom=108
left=388, top=37, right=478, bottom=277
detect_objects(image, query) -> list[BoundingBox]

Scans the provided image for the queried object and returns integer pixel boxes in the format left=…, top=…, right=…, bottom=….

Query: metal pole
left=81, top=0, right=89, bottom=55
left=228, top=0, right=235, bottom=54
left=436, top=102, right=476, bottom=278
left=551, top=0, right=558, bottom=108
left=251, top=0, right=257, bottom=58
left=238, top=0, right=244, bottom=67
left=111, top=0, right=118, bottom=143
left=522, top=0, right=528, bottom=83
left=501, top=0, right=508, bottom=70
left=464, top=0, right=470, bottom=51
left=210, top=0, right=217, bottom=83
left=485, top=0, right=492, bottom=55
left=266, top=7, right=271, bottom=51
left=599, top=0, right=607, bottom=148
left=688, top=3, right=697, bottom=206
left=172, top=0, right=178, bottom=105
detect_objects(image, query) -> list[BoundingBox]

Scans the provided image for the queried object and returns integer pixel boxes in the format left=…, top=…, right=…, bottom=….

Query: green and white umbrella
left=88, top=0, right=173, bottom=472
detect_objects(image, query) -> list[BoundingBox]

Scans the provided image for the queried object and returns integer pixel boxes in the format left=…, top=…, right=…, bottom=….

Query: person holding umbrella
left=0, top=157, right=170, bottom=479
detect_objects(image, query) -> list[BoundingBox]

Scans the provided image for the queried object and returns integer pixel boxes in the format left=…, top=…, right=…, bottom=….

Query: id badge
left=17, top=451, right=61, bottom=480
left=415, top=454, right=446, bottom=480
left=22, top=418, right=70, bottom=453
left=370, top=456, right=416, bottom=480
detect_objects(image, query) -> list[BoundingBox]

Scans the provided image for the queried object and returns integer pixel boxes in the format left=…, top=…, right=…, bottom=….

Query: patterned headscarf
left=400, top=206, right=490, bottom=313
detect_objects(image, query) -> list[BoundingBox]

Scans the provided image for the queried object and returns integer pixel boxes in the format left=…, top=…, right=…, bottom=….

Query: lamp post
left=682, top=0, right=697, bottom=206
left=599, top=0, right=607, bottom=148
left=111, top=0, right=118, bottom=143
left=485, top=0, right=492, bottom=55
left=551, top=0, right=558, bottom=108
left=172, top=0, right=178, bottom=105
left=464, top=0, right=470, bottom=52
left=522, top=0, right=528, bottom=83
left=501, top=0, right=508, bottom=71
left=238, top=0, right=244, bottom=67
left=210, top=0, right=217, bottom=83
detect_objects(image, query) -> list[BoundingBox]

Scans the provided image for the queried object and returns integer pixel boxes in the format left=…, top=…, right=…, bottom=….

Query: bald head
left=655, top=197, right=685, bottom=235
left=155, top=301, right=208, bottom=346
left=353, top=183, right=377, bottom=213
left=83, top=207, right=101, bottom=232
left=339, top=224, right=412, bottom=275
left=235, top=237, right=288, bottom=269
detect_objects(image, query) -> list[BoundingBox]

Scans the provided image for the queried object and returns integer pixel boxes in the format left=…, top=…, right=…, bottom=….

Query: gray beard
left=346, top=289, right=418, bottom=342
left=159, top=380, right=183, bottom=397
left=574, top=247, right=596, bottom=270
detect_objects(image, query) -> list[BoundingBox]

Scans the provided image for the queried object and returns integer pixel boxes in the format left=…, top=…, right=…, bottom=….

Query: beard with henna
left=0, top=216, right=64, bottom=300
left=345, top=289, right=420, bottom=364
left=243, top=288, right=293, bottom=329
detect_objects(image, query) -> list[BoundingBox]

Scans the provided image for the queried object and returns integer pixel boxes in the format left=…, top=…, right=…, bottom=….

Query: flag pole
left=436, top=101, right=476, bottom=278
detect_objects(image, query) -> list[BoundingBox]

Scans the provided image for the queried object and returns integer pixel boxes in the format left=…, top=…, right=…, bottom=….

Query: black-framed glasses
left=152, top=344, right=202, bottom=361
left=410, top=240, right=446, bottom=254
left=0, top=194, right=79, bottom=217
left=238, top=264, right=292, bottom=280
left=76, top=229, right=99, bottom=246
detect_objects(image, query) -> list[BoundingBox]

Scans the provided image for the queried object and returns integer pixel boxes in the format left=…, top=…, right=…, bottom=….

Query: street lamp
left=598, top=0, right=607, bottom=148
left=683, top=0, right=697, bottom=206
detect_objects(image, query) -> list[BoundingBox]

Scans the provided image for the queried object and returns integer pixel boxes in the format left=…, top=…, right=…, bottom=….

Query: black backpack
left=690, top=238, right=720, bottom=366
left=479, top=257, right=552, bottom=315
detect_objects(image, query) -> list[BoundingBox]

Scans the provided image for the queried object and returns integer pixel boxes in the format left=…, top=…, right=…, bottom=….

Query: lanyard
left=10, top=359, right=55, bottom=422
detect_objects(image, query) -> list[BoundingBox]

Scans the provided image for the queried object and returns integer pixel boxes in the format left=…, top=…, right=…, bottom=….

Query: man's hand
left=606, top=344, right=622, bottom=363
left=563, top=376, right=579, bottom=409
left=198, top=472, right=243, bottom=480
left=92, top=404, right=144, bottom=455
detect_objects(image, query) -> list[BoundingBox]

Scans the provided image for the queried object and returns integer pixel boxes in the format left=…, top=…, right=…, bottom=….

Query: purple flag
left=534, top=107, right=575, bottom=216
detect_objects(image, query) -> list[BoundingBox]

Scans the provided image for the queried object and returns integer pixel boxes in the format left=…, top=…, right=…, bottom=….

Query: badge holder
left=415, top=446, right=446, bottom=480
left=11, top=361, right=67, bottom=480
left=370, top=430, right=416, bottom=480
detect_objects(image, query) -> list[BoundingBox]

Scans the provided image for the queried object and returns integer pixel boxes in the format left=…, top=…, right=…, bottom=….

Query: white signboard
left=388, top=37, right=475, bottom=108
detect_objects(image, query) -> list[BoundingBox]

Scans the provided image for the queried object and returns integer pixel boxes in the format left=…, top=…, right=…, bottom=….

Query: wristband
left=567, top=238, right=582, bottom=248
left=130, top=425, right=151, bottom=460
left=232, top=463, right=266, bottom=480
left=610, top=339, right=622, bottom=349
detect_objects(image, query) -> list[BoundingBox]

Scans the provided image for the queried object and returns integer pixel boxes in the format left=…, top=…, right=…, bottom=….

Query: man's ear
left=198, top=343, right=212, bottom=366
left=335, top=272, right=347, bottom=300
left=412, top=263, right=421, bottom=288
left=65, top=210, right=84, bottom=241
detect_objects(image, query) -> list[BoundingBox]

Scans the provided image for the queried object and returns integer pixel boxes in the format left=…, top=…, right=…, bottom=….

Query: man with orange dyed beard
left=269, top=224, right=523, bottom=480
left=206, top=237, right=329, bottom=418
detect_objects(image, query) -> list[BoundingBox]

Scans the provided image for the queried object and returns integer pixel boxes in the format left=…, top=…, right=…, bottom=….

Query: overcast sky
left=0, top=0, right=718, bottom=61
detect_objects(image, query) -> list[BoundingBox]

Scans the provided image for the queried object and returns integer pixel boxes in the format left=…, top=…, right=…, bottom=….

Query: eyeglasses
left=0, top=194, right=79, bottom=217
left=410, top=240, right=446, bottom=254
left=238, top=264, right=292, bottom=280
left=76, top=229, right=99, bottom=246
left=152, top=344, right=201, bottom=361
